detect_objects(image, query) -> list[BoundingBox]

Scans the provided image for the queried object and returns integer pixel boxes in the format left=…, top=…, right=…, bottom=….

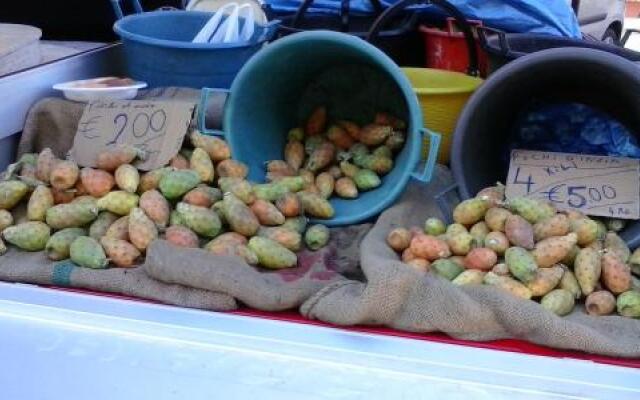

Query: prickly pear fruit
left=305, top=106, right=327, bottom=136
left=49, top=160, right=79, bottom=190
left=452, top=269, right=485, bottom=285
left=604, top=232, right=630, bottom=263
left=315, top=172, right=335, bottom=199
left=253, top=183, right=290, bottom=202
left=170, top=154, right=190, bottom=170
left=372, top=145, right=393, bottom=159
left=158, top=170, right=199, bottom=200
left=257, top=226, right=302, bottom=252
left=617, top=290, right=640, bottom=318
left=128, top=208, right=158, bottom=251
left=46, top=202, right=98, bottom=229
left=484, top=272, right=532, bottom=299
left=554, top=268, right=579, bottom=302
left=275, top=193, right=302, bottom=217
left=0, top=210, right=13, bottom=231
left=594, top=220, right=607, bottom=241
left=339, top=161, right=360, bottom=179
left=491, top=263, right=510, bottom=276
left=96, top=191, right=139, bottom=216
left=273, top=176, right=305, bottom=192
left=508, top=197, right=555, bottom=224
left=189, top=147, right=214, bottom=183
left=190, top=130, right=231, bottom=162
left=422, top=217, right=445, bottom=236
left=574, top=247, right=602, bottom=296
left=251, top=199, right=285, bottom=226
left=137, top=190, right=169, bottom=230
left=469, top=221, right=490, bottom=244
left=100, top=237, right=140, bottom=268
left=36, top=148, right=57, bottom=183
left=248, top=236, right=297, bottom=269
left=138, top=167, right=171, bottom=193
left=353, top=169, right=381, bottom=191
left=357, top=155, right=393, bottom=175
left=585, top=291, right=616, bottom=316
left=540, top=289, right=574, bottom=316
left=384, top=131, right=405, bottom=153
left=89, top=211, right=119, bottom=240
left=401, top=247, right=417, bottom=263
left=533, top=214, right=570, bottom=241
left=69, top=236, right=107, bottom=269
left=326, top=125, right=354, bottom=150
left=183, top=185, right=222, bottom=208
left=176, top=202, right=222, bottom=238
left=0, top=180, right=28, bottom=210
left=505, top=247, right=538, bottom=283
left=218, top=177, right=255, bottom=204
left=526, top=265, right=564, bottom=297
left=406, top=258, right=430, bottom=272
left=570, top=218, right=599, bottom=246
left=387, top=228, right=411, bottom=252
left=607, top=219, right=626, bottom=232
left=298, top=192, right=334, bottom=219
left=205, top=232, right=247, bottom=248
left=305, top=136, right=326, bottom=156
left=327, top=165, right=342, bottom=180
left=216, top=159, right=249, bottom=179
left=79, top=168, right=114, bottom=197
left=282, top=216, right=308, bottom=234
left=223, top=193, right=259, bottom=236
left=284, top=140, right=305, bottom=171
left=103, top=216, right=129, bottom=241
left=531, top=233, right=578, bottom=268
left=45, top=228, right=86, bottom=260
left=475, top=184, right=505, bottom=207
left=505, top=214, right=535, bottom=249
left=464, top=247, right=498, bottom=270
left=483, top=231, right=509, bottom=255
left=306, top=142, right=336, bottom=172
left=431, top=259, right=464, bottom=280
left=304, top=224, right=330, bottom=251
left=164, top=225, right=199, bottom=248
left=96, top=145, right=144, bottom=171
left=453, top=198, right=489, bottom=225
left=114, top=164, right=140, bottom=193
left=446, top=232, right=475, bottom=256
left=601, top=253, right=631, bottom=294
left=205, top=236, right=258, bottom=265
left=334, top=177, right=358, bottom=199
left=27, top=185, right=53, bottom=221
left=484, top=207, right=511, bottom=232
left=359, top=124, right=392, bottom=146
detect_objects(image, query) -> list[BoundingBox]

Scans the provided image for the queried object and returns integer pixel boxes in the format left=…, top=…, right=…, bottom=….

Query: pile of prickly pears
left=271, top=107, right=406, bottom=201
left=0, top=130, right=333, bottom=271
left=386, top=184, right=640, bottom=318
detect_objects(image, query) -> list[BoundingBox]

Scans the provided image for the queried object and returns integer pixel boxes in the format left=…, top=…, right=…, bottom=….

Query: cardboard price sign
left=70, top=99, right=195, bottom=171
left=506, top=150, right=640, bottom=219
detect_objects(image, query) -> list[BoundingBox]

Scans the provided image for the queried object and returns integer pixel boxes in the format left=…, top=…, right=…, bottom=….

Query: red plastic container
left=420, top=18, right=489, bottom=77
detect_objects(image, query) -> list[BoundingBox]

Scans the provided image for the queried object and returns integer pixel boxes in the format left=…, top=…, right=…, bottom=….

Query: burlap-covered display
left=4, top=92, right=639, bottom=358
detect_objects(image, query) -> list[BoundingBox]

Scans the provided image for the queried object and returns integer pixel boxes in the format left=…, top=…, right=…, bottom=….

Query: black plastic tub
left=450, top=47, right=640, bottom=247
left=477, top=30, right=640, bottom=74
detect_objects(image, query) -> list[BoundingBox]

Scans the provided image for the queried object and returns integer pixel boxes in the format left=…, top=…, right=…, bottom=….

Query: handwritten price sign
left=70, top=99, right=195, bottom=171
left=506, top=150, right=640, bottom=219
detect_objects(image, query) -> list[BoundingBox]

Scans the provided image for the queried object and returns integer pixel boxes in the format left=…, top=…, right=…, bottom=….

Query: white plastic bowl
left=53, top=77, right=147, bottom=102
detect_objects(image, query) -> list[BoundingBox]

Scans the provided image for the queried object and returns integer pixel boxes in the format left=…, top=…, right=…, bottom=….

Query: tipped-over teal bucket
left=200, top=31, right=440, bottom=226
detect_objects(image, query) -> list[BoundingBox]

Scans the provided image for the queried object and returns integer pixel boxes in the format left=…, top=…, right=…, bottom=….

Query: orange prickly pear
left=216, top=159, right=248, bottom=179
left=164, top=225, right=199, bottom=248
left=306, top=142, right=336, bottom=172
left=96, top=145, right=145, bottom=171
left=100, top=237, right=141, bottom=268
left=359, top=124, right=392, bottom=146
left=80, top=168, right=115, bottom=197
left=50, top=160, right=79, bottom=190
left=128, top=208, right=158, bottom=251
left=189, top=130, right=231, bottom=162
left=170, top=154, right=190, bottom=169
left=338, top=120, right=361, bottom=140
left=601, top=253, right=631, bottom=294
left=275, top=192, right=302, bottom=217
left=334, top=177, right=358, bottom=199
left=305, top=106, right=327, bottom=136
left=284, top=140, right=305, bottom=171
left=326, top=125, right=354, bottom=150
left=36, top=148, right=57, bottom=183
left=139, top=189, right=170, bottom=230
left=266, top=160, right=296, bottom=177
left=183, top=185, right=222, bottom=208
left=250, top=199, right=285, bottom=226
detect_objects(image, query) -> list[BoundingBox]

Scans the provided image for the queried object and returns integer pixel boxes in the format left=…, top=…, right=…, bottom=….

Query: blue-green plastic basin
left=206, top=31, right=439, bottom=226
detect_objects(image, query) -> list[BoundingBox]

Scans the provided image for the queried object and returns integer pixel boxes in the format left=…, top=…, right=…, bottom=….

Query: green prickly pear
left=505, top=246, right=538, bottom=283
left=176, top=202, right=222, bottom=238
left=46, top=228, right=86, bottom=260
left=3, top=221, right=50, bottom=251
left=70, top=236, right=108, bottom=269
left=248, top=236, right=297, bottom=269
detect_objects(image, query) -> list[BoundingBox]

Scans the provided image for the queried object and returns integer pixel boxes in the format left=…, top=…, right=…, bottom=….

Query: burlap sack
left=0, top=248, right=236, bottom=310
left=300, top=166, right=640, bottom=358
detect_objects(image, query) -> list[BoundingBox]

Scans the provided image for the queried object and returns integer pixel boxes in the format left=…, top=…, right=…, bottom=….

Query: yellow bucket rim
left=401, top=67, right=483, bottom=95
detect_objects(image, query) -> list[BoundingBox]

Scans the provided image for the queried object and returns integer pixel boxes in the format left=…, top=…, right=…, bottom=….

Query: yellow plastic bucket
left=402, top=68, right=483, bottom=164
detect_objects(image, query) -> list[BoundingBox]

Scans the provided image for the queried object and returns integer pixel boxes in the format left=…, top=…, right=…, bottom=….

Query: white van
left=573, top=0, right=626, bottom=43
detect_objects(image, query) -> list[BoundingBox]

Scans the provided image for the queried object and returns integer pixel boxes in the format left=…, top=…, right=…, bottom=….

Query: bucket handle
left=366, top=0, right=480, bottom=77
left=412, top=128, right=441, bottom=183
left=110, top=0, right=144, bottom=20
left=476, top=25, right=510, bottom=56
left=198, top=87, right=230, bottom=137
left=290, top=0, right=385, bottom=31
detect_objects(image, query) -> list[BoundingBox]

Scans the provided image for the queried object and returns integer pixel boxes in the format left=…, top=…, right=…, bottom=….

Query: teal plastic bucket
left=200, top=31, right=440, bottom=226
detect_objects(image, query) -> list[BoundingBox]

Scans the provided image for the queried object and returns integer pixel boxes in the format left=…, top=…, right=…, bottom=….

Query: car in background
left=572, top=0, right=626, bottom=44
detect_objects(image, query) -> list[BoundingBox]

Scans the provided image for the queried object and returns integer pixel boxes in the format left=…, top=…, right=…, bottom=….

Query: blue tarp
left=266, top=0, right=581, bottom=38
